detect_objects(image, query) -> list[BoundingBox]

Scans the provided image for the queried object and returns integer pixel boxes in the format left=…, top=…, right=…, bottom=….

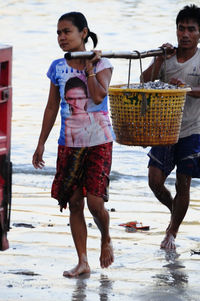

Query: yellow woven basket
left=108, top=85, right=190, bottom=146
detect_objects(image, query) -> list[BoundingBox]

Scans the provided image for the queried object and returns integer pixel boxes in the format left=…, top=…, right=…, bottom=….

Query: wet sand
left=1, top=183, right=200, bottom=301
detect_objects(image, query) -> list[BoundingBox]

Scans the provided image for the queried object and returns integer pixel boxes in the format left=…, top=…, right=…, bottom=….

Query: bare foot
left=160, top=233, right=176, bottom=250
left=63, top=262, right=90, bottom=278
left=100, top=241, right=114, bottom=268
left=1, top=234, right=9, bottom=251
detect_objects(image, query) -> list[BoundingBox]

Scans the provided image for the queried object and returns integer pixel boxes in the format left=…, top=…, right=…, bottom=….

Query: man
left=142, top=4, right=200, bottom=250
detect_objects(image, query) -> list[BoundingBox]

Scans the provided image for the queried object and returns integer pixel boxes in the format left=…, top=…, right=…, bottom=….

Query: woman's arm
left=85, top=52, right=112, bottom=105
left=32, top=82, right=60, bottom=169
left=87, top=68, right=112, bottom=105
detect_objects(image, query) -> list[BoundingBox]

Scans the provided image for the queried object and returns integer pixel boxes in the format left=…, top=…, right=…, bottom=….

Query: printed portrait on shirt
left=64, top=77, right=112, bottom=147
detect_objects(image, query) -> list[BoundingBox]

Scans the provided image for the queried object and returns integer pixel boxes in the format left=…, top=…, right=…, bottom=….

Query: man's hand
left=161, top=43, right=176, bottom=59
left=169, top=77, right=185, bottom=87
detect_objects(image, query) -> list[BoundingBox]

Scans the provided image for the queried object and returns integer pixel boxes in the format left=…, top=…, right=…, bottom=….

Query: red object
left=0, top=175, right=5, bottom=206
left=0, top=44, right=12, bottom=251
left=119, top=221, right=150, bottom=231
left=0, top=44, right=12, bottom=156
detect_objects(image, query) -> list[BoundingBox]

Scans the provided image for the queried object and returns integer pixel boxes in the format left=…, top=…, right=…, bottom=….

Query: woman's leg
left=63, top=188, right=90, bottom=277
left=87, top=193, right=114, bottom=268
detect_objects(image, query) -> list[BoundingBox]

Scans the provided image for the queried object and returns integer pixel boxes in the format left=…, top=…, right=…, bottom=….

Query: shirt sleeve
left=95, top=58, right=113, bottom=74
left=46, top=60, right=59, bottom=86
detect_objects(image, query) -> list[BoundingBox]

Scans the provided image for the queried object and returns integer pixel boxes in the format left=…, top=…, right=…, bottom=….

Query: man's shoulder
left=196, top=48, right=200, bottom=56
left=189, top=48, right=200, bottom=60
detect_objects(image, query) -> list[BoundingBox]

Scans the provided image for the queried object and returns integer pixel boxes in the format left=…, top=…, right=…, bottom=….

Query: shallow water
left=0, top=0, right=200, bottom=300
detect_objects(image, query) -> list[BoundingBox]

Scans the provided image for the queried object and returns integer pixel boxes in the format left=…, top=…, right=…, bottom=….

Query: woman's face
left=57, top=20, right=87, bottom=52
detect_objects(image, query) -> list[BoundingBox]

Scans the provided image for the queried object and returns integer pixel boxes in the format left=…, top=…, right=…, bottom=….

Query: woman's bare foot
left=1, top=234, right=9, bottom=251
left=160, top=233, right=176, bottom=250
left=100, top=240, right=114, bottom=268
left=63, top=262, right=90, bottom=278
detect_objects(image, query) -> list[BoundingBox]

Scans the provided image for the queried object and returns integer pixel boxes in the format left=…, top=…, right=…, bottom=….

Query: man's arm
left=170, top=78, right=200, bottom=98
left=142, top=56, right=164, bottom=82
left=187, top=87, right=200, bottom=98
left=142, top=43, right=176, bottom=82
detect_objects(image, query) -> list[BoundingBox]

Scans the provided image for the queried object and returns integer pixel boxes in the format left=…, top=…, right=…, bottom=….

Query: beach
left=1, top=175, right=200, bottom=301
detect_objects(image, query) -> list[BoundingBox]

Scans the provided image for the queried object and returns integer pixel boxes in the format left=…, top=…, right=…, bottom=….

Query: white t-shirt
left=159, top=48, right=200, bottom=138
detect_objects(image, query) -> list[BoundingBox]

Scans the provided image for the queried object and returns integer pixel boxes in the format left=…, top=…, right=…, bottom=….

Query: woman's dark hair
left=59, top=12, right=98, bottom=48
left=176, top=4, right=200, bottom=29
left=65, top=77, right=88, bottom=98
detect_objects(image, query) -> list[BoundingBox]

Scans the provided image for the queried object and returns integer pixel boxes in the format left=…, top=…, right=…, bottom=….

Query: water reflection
left=71, top=274, right=113, bottom=301
left=99, top=274, right=114, bottom=301
left=71, top=274, right=89, bottom=301
left=153, top=250, right=188, bottom=290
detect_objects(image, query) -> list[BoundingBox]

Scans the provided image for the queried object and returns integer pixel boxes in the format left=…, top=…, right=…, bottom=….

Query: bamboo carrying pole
left=64, top=47, right=174, bottom=60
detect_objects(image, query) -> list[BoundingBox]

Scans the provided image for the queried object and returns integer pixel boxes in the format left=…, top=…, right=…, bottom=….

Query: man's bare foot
left=100, top=240, right=114, bottom=268
left=63, top=262, right=90, bottom=278
left=1, top=234, right=9, bottom=251
left=160, top=233, right=176, bottom=250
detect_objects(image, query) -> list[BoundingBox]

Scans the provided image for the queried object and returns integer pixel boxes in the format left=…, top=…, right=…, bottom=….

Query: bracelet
left=85, top=68, right=94, bottom=77
left=87, top=73, right=96, bottom=78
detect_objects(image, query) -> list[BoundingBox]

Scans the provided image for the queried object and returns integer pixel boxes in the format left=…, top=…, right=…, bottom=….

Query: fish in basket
left=108, top=81, right=191, bottom=147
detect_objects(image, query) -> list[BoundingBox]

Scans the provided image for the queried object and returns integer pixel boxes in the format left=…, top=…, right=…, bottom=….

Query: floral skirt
left=51, top=142, right=113, bottom=210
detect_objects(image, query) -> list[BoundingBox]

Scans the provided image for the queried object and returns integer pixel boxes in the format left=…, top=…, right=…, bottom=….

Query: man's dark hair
left=176, top=4, right=200, bottom=29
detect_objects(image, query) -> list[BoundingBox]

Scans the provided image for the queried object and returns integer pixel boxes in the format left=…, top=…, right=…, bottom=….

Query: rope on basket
left=151, top=56, right=156, bottom=82
left=134, top=50, right=147, bottom=116
left=159, top=46, right=167, bottom=82
left=127, top=58, right=132, bottom=88
left=150, top=46, right=167, bottom=82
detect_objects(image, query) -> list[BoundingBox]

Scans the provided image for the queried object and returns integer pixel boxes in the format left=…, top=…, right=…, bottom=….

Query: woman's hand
left=85, top=50, right=102, bottom=75
left=32, top=144, right=45, bottom=169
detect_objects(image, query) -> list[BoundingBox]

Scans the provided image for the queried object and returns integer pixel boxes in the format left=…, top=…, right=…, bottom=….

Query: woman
left=32, top=11, right=114, bottom=277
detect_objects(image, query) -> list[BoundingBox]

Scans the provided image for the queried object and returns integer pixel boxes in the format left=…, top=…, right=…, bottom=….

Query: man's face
left=65, top=87, right=87, bottom=111
left=177, top=19, right=200, bottom=50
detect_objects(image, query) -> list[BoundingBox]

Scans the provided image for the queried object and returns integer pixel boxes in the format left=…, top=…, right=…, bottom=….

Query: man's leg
left=63, top=188, right=90, bottom=277
left=160, top=173, right=191, bottom=249
left=148, top=165, right=176, bottom=249
left=87, top=193, right=114, bottom=269
left=148, top=166, right=173, bottom=212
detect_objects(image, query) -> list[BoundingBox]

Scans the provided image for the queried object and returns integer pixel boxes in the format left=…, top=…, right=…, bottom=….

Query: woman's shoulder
left=49, top=57, right=66, bottom=68
left=96, top=57, right=113, bottom=72
left=47, top=58, right=67, bottom=84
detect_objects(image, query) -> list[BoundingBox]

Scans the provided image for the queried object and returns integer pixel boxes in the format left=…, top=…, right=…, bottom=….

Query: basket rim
left=108, top=84, right=191, bottom=94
